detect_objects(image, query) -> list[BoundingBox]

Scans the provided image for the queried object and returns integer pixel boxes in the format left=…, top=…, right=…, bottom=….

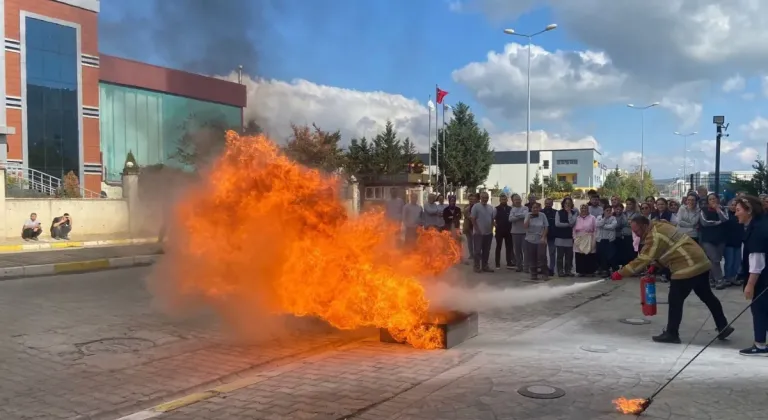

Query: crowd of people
left=384, top=186, right=768, bottom=356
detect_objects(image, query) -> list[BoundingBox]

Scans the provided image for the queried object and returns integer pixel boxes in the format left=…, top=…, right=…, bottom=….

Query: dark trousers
left=473, top=234, right=493, bottom=269
left=404, top=227, right=419, bottom=246
left=556, top=245, right=573, bottom=274
left=667, top=271, right=728, bottom=336
left=525, top=241, right=547, bottom=275
left=51, top=225, right=71, bottom=239
left=575, top=252, right=597, bottom=275
left=596, top=239, right=616, bottom=272
left=22, top=228, right=41, bottom=239
left=751, top=282, right=768, bottom=343
left=494, top=231, right=513, bottom=267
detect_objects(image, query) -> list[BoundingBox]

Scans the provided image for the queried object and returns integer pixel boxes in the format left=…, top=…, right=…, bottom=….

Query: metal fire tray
left=379, top=311, right=479, bottom=349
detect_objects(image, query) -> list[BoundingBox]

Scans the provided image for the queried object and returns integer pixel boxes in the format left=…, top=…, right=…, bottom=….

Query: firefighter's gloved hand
left=610, top=271, right=623, bottom=281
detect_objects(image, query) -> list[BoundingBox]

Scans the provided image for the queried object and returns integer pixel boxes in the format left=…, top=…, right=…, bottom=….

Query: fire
left=612, top=397, right=649, bottom=415
left=165, top=131, right=461, bottom=349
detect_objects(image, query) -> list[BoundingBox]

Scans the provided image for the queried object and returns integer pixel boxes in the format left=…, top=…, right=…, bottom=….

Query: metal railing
left=1, top=161, right=102, bottom=198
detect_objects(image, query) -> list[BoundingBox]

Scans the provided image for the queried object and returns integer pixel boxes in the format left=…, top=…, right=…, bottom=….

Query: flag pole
left=427, top=96, right=432, bottom=187
left=435, top=85, right=439, bottom=193
left=442, top=104, right=446, bottom=197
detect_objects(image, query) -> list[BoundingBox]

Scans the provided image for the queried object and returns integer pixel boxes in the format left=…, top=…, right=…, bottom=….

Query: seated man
left=51, top=213, right=73, bottom=240
left=21, top=212, right=42, bottom=241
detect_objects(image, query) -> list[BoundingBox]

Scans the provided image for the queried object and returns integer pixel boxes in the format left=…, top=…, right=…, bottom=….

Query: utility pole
left=713, top=116, right=728, bottom=198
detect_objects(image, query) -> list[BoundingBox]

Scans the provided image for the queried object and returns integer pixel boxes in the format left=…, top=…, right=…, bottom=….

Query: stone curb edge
left=0, top=254, right=161, bottom=280
left=0, top=237, right=158, bottom=253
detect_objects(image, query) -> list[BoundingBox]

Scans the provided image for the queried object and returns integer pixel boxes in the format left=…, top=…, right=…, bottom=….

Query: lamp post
left=674, top=131, right=697, bottom=198
left=504, top=23, right=557, bottom=198
left=627, top=102, right=659, bottom=199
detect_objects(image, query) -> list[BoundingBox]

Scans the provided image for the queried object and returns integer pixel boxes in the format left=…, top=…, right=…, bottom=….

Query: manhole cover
left=78, top=338, right=155, bottom=354
left=619, top=318, right=651, bottom=325
left=517, top=385, right=566, bottom=399
left=580, top=344, right=617, bottom=353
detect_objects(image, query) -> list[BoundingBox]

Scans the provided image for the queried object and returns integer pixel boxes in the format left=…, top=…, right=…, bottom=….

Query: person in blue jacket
left=733, top=195, right=768, bottom=356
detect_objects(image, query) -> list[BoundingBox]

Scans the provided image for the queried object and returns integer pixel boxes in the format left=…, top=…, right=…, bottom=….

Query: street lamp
left=627, top=102, right=659, bottom=199
left=673, top=131, right=697, bottom=198
left=504, top=23, right=557, bottom=197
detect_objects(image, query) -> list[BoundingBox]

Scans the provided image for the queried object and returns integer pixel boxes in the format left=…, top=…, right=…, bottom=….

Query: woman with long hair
left=651, top=197, right=677, bottom=225
left=573, top=204, right=597, bottom=277
left=733, top=195, right=768, bottom=356
left=677, top=194, right=701, bottom=242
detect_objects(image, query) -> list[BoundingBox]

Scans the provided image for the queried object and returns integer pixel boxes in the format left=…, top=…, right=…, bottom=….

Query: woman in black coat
left=734, top=196, right=768, bottom=356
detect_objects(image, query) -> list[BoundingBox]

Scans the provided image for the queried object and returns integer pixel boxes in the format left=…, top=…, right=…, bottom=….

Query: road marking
left=53, top=259, right=111, bottom=273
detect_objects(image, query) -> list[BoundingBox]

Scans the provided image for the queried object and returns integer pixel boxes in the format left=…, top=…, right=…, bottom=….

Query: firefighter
left=610, top=215, right=735, bottom=344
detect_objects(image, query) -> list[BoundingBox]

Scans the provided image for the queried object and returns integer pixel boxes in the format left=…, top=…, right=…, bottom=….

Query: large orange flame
left=165, top=131, right=461, bottom=349
left=612, top=397, right=649, bottom=415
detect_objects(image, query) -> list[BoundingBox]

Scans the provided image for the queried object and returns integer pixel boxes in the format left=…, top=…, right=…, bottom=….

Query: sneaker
left=23, top=238, right=29, bottom=242
left=495, top=264, right=501, bottom=269
left=717, top=326, right=735, bottom=340
left=473, top=266, right=482, bottom=273
left=715, top=279, right=730, bottom=290
left=739, top=345, right=768, bottom=357
left=32, top=237, right=38, bottom=241
left=482, top=266, right=494, bottom=273
left=558, top=271, right=566, bottom=277
left=652, top=330, right=682, bottom=344
left=731, top=278, right=744, bottom=286
left=506, top=264, right=515, bottom=270
left=548, top=269, right=555, bottom=276
left=566, top=272, right=575, bottom=277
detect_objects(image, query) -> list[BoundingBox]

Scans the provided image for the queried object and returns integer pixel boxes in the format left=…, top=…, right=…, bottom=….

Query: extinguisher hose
left=643, top=286, right=768, bottom=406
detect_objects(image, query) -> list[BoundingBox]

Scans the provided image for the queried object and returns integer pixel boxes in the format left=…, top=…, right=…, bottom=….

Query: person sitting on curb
left=51, top=213, right=73, bottom=240
left=21, top=213, right=42, bottom=241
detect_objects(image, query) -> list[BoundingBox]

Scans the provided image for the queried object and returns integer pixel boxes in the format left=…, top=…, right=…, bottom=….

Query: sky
left=97, top=0, right=768, bottom=178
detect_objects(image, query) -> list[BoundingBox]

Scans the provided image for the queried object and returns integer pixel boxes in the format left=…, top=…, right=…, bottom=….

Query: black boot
left=652, top=330, right=682, bottom=344
left=717, top=326, right=735, bottom=340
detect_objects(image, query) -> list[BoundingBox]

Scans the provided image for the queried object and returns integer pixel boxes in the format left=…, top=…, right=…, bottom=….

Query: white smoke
left=426, top=279, right=606, bottom=312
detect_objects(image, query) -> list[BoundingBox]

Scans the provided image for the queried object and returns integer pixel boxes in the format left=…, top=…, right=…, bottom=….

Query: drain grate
left=517, top=385, right=566, bottom=399
left=77, top=337, right=155, bottom=354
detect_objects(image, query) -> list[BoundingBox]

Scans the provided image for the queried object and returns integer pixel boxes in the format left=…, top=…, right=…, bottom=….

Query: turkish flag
left=436, top=87, right=449, bottom=104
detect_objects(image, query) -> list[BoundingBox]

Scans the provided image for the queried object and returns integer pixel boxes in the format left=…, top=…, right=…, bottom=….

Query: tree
left=599, top=166, right=659, bottom=200
left=725, top=159, right=768, bottom=196
left=433, top=102, right=493, bottom=190
left=530, top=171, right=543, bottom=195
left=344, top=136, right=375, bottom=178
left=173, top=112, right=238, bottom=171
left=56, top=171, right=81, bottom=198
left=372, top=121, right=406, bottom=174
left=283, top=123, right=345, bottom=173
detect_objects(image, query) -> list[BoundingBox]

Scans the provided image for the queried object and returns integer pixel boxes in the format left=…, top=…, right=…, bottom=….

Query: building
left=1, top=0, right=247, bottom=194
left=419, top=148, right=607, bottom=195
left=688, top=171, right=754, bottom=194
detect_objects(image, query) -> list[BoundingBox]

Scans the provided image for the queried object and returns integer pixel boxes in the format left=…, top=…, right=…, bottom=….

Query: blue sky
left=98, top=0, right=768, bottom=178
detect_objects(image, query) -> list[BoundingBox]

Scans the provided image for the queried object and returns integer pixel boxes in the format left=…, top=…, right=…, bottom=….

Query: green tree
left=344, top=136, right=376, bottom=177
left=598, top=166, right=658, bottom=200
left=402, top=138, right=417, bottom=166
left=599, top=166, right=625, bottom=198
left=283, top=123, right=345, bottom=173
left=559, top=180, right=574, bottom=193
left=433, top=102, right=493, bottom=190
left=530, top=171, right=543, bottom=195
left=372, top=120, right=406, bottom=174
left=725, top=159, right=768, bottom=195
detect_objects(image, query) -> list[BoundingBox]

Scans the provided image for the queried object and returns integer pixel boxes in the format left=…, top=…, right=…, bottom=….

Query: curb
left=0, top=237, right=158, bottom=253
left=0, top=254, right=161, bottom=280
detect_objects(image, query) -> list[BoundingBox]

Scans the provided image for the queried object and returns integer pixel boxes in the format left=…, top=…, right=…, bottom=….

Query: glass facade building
left=99, top=83, right=242, bottom=182
left=24, top=16, right=80, bottom=180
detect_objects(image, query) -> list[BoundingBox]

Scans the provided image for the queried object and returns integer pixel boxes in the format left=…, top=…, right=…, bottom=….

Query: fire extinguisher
left=640, top=271, right=658, bottom=316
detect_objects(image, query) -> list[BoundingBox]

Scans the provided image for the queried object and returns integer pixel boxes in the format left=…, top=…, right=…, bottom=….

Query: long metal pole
left=683, top=136, right=687, bottom=197
left=640, top=109, right=645, bottom=200
left=525, top=36, right=532, bottom=198
left=435, top=85, right=439, bottom=192
left=442, top=106, right=446, bottom=196
left=428, top=96, right=432, bottom=187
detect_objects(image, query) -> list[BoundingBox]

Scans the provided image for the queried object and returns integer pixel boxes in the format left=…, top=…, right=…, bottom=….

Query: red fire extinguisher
left=640, top=269, right=658, bottom=316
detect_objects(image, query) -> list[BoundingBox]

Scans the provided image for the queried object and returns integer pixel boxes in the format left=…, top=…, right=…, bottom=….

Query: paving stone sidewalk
left=150, top=274, right=764, bottom=420
left=0, top=244, right=163, bottom=268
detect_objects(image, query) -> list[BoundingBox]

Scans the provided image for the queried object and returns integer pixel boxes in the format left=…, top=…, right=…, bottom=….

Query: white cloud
left=738, top=147, right=760, bottom=164
left=451, top=43, right=627, bottom=121
left=740, top=116, right=768, bottom=141
left=447, top=0, right=462, bottom=12
left=659, top=97, right=703, bottom=130
left=219, top=72, right=594, bottom=154
left=722, top=74, right=745, bottom=92
left=697, top=139, right=742, bottom=155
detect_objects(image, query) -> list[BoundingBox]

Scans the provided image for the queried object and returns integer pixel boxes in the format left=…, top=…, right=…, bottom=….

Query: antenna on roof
left=237, top=65, right=243, bottom=84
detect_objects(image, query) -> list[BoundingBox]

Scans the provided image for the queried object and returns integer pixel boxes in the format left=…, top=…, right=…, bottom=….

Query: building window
left=556, top=159, right=578, bottom=165
left=99, top=83, right=242, bottom=182
left=543, top=176, right=550, bottom=183
left=542, top=159, right=549, bottom=169
left=25, top=17, right=79, bottom=179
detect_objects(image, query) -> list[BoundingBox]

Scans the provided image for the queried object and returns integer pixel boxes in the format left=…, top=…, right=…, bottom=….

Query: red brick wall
left=4, top=0, right=100, bottom=192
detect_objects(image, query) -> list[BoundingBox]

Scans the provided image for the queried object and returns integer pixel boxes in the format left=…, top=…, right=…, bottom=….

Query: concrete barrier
left=0, top=254, right=161, bottom=280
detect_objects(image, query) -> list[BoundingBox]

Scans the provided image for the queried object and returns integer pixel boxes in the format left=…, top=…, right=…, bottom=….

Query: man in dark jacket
left=542, top=198, right=557, bottom=276
left=442, top=195, right=462, bottom=232
left=495, top=194, right=513, bottom=269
